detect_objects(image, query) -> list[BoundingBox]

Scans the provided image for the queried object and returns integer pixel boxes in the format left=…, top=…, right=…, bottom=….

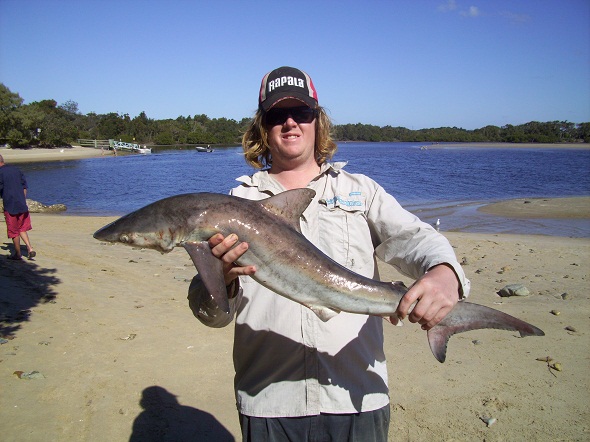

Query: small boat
left=134, top=145, right=152, bottom=154
left=195, top=145, right=214, bottom=152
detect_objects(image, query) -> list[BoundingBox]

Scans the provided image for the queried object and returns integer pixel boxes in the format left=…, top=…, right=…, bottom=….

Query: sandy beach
left=0, top=146, right=107, bottom=163
left=1, top=214, right=588, bottom=441
left=1, top=145, right=589, bottom=441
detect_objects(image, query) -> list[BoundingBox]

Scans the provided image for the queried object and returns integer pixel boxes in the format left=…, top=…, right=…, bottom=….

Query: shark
left=93, top=189, right=544, bottom=362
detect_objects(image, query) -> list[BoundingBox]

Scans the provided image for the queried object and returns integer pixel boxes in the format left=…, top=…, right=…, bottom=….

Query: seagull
left=435, top=219, right=440, bottom=231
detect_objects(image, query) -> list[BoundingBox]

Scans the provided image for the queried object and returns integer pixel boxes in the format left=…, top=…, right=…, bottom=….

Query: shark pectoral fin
left=307, top=305, right=340, bottom=322
left=182, top=241, right=230, bottom=314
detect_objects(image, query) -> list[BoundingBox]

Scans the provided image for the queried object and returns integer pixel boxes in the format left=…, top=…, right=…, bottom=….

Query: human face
left=265, top=99, right=317, bottom=170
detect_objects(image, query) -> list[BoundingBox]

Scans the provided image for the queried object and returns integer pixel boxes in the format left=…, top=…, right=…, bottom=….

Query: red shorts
left=4, top=211, right=32, bottom=239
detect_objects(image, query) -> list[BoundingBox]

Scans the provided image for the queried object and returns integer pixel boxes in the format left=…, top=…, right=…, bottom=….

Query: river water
left=17, top=142, right=590, bottom=237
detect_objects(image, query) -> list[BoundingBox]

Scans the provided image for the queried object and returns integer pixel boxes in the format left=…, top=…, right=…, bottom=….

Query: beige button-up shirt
left=188, top=162, right=470, bottom=417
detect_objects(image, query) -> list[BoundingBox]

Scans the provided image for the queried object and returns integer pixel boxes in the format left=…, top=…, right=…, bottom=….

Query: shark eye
left=120, top=234, right=130, bottom=243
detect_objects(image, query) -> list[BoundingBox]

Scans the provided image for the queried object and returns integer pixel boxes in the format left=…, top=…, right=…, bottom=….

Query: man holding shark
left=188, top=66, right=471, bottom=441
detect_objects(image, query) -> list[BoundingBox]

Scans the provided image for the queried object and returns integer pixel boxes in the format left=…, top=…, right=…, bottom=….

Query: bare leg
left=11, top=236, right=22, bottom=258
left=20, top=231, right=34, bottom=256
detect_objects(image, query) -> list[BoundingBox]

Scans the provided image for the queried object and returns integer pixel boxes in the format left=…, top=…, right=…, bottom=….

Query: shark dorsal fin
left=259, top=188, right=316, bottom=233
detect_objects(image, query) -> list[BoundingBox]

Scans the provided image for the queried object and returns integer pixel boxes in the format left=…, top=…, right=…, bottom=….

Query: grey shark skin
left=93, top=189, right=544, bottom=363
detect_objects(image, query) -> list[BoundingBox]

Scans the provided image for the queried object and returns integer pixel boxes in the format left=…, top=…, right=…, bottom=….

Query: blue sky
left=1, top=0, right=588, bottom=130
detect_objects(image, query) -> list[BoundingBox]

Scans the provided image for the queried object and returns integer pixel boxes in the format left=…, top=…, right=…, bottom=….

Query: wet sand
left=478, top=196, right=590, bottom=219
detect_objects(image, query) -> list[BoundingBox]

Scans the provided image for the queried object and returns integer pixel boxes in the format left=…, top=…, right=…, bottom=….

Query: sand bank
left=1, top=214, right=588, bottom=441
left=0, top=146, right=109, bottom=163
left=427, top=142, right=590, bottom=150
left=479, top=196, right=590, bottom=219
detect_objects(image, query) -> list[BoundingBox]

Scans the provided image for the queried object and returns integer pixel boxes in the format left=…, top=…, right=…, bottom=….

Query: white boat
left=109, top=139, right=151, bottom=154
left=195, top=145, right=214, bottom=152
left=134, top=146, right=152, bottom=154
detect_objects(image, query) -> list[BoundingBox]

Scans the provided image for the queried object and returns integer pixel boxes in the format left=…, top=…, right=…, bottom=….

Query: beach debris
left=461, top=257, right=469, bottom=265
left=550, top=310, right=560, bottom=316
left=119, top=333, right=137, bottom=341
left=536, top=356, right=562, bottom=377
left=392, top=403, right=406, bottom=411
left=38, top=341, right=51, bottom=345
left=480, top=416, right=497, bottom=427
left=13, top=370, right=45, bottom=380
left=561, top=292, right=571, bottom=300
left=472, top=339, right=482, bottom=345
left=550, top=362, right=563, bottom=372
left=565, top=325, right=577, bottom=333
left=498, top=284, right=530, bottom=297
left=498, top=266, right=511, bottom=274
left=0, top=338, right=9, bottom=345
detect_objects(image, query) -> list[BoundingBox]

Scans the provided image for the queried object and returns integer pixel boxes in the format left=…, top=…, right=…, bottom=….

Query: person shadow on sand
left=129, top=386, right=234, bottom=442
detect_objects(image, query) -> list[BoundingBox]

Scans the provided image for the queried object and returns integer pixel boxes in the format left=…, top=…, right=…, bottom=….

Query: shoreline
left=0, top=146, right=108, bottom=163
left=1, top=142, right=589, bottom=165
left=478, top=196, right=590, bottom=219
left=424, top=142, right=590, bottom=150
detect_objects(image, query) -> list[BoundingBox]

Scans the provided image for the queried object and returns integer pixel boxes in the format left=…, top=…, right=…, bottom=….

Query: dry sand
left=0, top=146, right=107, bottom=163
left=1, top=145, right=589, bottom=441
left=0, top=214, right=588, bottom=441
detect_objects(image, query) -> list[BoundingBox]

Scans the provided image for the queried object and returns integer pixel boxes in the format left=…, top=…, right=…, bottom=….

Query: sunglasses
left=264, top=106, right=317, bottom=126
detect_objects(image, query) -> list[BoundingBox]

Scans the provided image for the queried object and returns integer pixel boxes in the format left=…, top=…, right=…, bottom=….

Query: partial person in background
left=0, top=154, right=36, bottom=260
left=188, top=66, right=470, bottom=441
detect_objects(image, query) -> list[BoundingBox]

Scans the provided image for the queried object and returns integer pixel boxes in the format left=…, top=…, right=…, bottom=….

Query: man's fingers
left=208, top=233, right=225, bottom=247
left=211, top=233, right=238, bottom=258
left=229, top=265, right=256, bottom=278
left=395, top=290, right=418, bottom=321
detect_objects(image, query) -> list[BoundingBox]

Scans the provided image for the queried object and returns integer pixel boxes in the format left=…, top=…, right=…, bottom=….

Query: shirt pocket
left=317, top=196, right=375, bottom=273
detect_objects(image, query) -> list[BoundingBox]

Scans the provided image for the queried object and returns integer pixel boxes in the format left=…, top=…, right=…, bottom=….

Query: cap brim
left=261, top=94, right=317, bottom=111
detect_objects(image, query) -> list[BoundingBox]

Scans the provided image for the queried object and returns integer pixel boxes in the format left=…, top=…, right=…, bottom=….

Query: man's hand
left=208, top=233, right=256, bottom=286
left=393, top=264, right=460, bottom=330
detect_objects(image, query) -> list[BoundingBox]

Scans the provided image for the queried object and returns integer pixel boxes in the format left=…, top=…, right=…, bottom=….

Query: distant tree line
left=333, top=121, right=590, bottom=143
left=1, top=83, right=588, bottom=148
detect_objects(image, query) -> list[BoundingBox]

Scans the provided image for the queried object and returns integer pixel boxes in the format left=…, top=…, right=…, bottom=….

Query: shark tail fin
left=427, top=301, right=545, bottom=363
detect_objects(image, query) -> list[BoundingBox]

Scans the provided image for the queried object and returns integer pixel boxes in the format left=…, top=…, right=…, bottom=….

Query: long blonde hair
left=241, top=106, right=337, bottom=169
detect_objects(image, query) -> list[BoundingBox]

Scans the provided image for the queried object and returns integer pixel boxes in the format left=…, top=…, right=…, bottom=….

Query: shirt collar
left=236, top=161, right=348, bottom=193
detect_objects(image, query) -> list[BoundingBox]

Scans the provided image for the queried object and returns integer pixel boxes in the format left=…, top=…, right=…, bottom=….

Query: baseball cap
left=258, top=66, right=318, bottom=111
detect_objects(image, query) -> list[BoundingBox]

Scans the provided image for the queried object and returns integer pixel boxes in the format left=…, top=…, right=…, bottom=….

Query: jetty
left=77, top=139, right=151, bottom=154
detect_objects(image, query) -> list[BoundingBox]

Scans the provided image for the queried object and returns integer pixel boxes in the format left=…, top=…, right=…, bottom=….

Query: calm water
left=18, top=143, right=590, bottom=237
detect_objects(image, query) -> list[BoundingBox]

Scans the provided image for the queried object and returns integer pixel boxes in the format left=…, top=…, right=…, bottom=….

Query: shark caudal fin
left=427, top=301, right=545, bottom=363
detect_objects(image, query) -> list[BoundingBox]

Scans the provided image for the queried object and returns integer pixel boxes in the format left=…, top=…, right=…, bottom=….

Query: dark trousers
left=239, top=405, right=390, bottom=442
